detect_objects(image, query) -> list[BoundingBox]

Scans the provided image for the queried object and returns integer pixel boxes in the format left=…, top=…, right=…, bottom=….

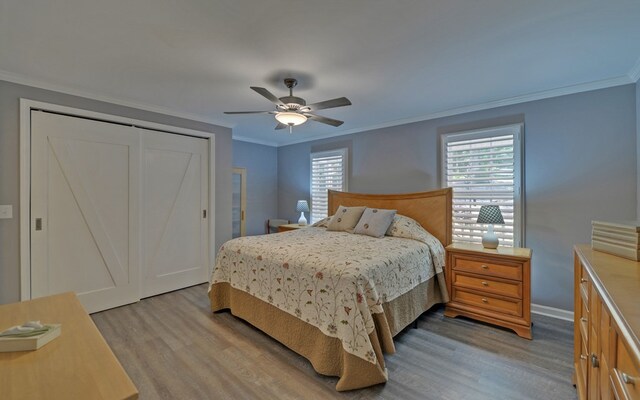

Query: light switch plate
left=0, top=205, right=13, bottom=219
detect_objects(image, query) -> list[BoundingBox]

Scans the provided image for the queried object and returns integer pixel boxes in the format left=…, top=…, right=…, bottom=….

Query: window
left=310, top=148, right=348, bottom=223
left=441, top=124, right=524, bottom=247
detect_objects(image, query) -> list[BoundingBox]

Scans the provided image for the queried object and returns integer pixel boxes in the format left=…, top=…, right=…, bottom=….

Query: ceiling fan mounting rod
left=284, top=78, right=297, bottom=97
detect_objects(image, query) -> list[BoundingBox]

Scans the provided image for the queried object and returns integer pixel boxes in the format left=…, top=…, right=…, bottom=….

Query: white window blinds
left=310, top=148, right=348, bottom=223
left=442, top=125, right=523, bottom=247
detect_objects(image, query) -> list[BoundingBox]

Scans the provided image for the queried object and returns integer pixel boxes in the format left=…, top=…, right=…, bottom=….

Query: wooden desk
left=0, top=292, right=138, bottom=400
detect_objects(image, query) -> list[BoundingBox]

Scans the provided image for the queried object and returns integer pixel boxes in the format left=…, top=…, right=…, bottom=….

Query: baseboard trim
left=531, top=303, right=574, bottom=322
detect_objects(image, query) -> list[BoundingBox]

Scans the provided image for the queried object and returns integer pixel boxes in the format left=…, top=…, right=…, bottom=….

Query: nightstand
left=444, top=242, right=533, bottom=339
left=278, top=223, right=306, bottom=233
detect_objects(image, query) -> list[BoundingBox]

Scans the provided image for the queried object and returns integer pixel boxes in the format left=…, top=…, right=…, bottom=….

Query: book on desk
left=0, top=324, right=61, bottom=352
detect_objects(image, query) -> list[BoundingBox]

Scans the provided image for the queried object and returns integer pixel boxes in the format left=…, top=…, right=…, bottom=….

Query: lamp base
left=481, top=224, right=499, bottom=249
left=298, top=212, right=307, bottom=226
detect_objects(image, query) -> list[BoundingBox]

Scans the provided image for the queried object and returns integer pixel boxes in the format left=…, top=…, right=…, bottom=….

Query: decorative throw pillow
left=311, top=216, right=332, bottom=228
left=326, top=205, right=366, bottom=232
left=353, top=208, right=397, bottom=238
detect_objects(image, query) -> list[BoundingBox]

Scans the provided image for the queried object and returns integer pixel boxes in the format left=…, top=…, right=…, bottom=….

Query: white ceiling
left=1, top=0, right=639, bottom=146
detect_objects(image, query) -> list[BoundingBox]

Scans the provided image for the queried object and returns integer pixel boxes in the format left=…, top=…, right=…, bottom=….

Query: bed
left=209, top=188, right=452, bottom=390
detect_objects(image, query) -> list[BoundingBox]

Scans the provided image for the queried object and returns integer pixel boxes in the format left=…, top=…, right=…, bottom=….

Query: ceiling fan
left=225, top=78, right=352, bottom=133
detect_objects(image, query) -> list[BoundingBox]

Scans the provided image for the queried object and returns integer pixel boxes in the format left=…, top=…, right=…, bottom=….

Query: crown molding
left=232, top=135, right=278, bottom=147
left=1, top=68, right=634, bottom=149
left=279, top=74, right=634, bottom=147
left=0, top=69, right=233, bottom=129
left=628, top=56, right=640, bottom=82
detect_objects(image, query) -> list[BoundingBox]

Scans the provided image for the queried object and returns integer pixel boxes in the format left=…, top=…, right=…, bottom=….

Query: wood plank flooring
left=91, top=284, right=577, bottom=400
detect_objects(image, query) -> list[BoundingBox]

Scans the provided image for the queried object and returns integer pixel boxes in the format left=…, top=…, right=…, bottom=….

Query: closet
left=29, top=110, right=211, bottom=313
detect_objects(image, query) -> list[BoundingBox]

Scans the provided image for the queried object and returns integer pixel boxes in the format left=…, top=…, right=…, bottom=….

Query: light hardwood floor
left=92, top=284, right=577, bottom=400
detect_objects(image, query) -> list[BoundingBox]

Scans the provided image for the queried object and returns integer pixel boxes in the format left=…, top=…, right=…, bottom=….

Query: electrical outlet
left=0, top=205, right=13, bottom=219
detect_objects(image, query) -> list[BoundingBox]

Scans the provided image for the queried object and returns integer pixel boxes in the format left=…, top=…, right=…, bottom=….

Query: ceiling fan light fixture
left=275, top=112, right=307, bottom=126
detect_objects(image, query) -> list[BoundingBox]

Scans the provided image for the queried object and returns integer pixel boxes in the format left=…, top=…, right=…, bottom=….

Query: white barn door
left=31, top=111, right=140, bottom=313
left=141, top=130, right=209, bottom=298
left=30, top=111, right=211, bottom=313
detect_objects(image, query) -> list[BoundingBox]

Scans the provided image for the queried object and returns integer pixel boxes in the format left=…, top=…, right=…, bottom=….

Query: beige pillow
left=326, top=205, right=366, bottom=232
left=353, top=208, right=397, bottom=238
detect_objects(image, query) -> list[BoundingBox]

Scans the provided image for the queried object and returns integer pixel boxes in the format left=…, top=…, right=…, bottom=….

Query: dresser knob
left=580, top=278, right=588, bottom=283
left=591, top=354, right=599, bottom=368
left=481, top=264, right=488, bottom=269
left=580, top=317, right=588, bottom=323
left=481, top=281, right=488, bottom=286
left=580, top=354, right=588, bottom=360
left=481, top=298, right=488, bottom=303
left=622, top=372, right=636, bottom=385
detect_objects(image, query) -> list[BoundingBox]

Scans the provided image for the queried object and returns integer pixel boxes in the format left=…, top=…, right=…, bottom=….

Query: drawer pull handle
left=481, top=281, right=488, bottom=286
left=580, top=317, right=588, bottom=323
left=580, top=278, right=587, bottom=283
left=481, top=298, right=488, bottom=303
left=622, top=372, right=636, bottom=385
left=590, top=354, right=599, bottom=368
left=580, top=354, right=588, bottom=360
left=481, top=264, right=488, bottom=269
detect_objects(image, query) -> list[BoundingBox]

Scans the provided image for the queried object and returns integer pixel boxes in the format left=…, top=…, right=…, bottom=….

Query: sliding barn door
left=31, top=111, right=140, bottom=313
left=141, top=130, right=209, bottom=298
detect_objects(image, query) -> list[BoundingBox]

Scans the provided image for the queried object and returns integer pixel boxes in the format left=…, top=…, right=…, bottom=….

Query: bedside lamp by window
left=477, top=205, right=505, bottom=249
left=296, top=200, right=310, bottom=226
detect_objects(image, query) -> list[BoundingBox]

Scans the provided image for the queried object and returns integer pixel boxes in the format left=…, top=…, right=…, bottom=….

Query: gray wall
left=0, top=79, right=233, bottom=305
left=278, top=84, right=637, bottom=312
left=232, top=140, right=278, bottom=235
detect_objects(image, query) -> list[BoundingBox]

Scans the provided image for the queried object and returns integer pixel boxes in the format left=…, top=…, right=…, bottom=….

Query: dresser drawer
left=451, top=255, right=523, bottom=281
left=578, top=299, right=589, bottom=342
left=451, top=288, right=522, bottom=317
left=452, top=271, right=522, bottom=298
left=611, top=337, right=640, bottom=400
left=579, top=264, right=590, bottom=306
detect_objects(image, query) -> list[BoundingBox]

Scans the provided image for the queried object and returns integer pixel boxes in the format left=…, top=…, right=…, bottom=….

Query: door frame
left=19, top=99, right=216, bottom=301
left=232, top=167, right=247, bottom=237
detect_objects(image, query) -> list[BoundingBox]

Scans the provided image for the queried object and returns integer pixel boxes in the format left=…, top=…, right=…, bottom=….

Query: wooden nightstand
left=278, top=223, right=306, bottom=233
left=444, top=242, right=533, bottom=339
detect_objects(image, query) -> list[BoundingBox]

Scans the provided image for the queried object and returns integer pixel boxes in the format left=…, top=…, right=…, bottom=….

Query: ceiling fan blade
left=305, top=113, right=344, bottom=127
left=275, top=122, right=288, bottom=130
left=306, top=97, right=351, bottom=111
left=251, top=87, right=285, bottom=106
left=224, top=111, right=274, bottom=114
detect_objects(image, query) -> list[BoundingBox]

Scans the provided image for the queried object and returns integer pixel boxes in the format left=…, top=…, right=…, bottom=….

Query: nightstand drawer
left=452, top=256, right=523, bottom=281
left=451, top=288, right=522, bottom=317
left=452, top=271, right=522, bottom=298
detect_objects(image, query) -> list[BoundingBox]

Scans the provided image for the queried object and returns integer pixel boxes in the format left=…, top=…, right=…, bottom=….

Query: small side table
left=444, top=242, right=533, bottom=339
left=278, top=223, right=307, bottom=233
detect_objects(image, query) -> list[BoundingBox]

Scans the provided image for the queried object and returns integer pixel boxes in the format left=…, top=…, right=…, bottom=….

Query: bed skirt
left=209, top=272, right=448, bottom=391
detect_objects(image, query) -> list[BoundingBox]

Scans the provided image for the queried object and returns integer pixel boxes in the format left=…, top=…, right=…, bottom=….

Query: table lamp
left=477, top=205, right=505, bottom=249
left=296, top=200, right=310, bottom=226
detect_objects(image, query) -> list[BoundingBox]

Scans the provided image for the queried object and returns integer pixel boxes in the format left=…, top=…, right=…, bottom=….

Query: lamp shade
left=275, top=112, right=307, bottom=126
left=476, top=205, right=504, bottom=225
left=296, top=200, right=310, bottom=213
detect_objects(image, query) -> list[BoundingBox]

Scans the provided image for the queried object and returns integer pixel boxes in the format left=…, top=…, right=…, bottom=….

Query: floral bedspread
left=209, top=216, right=445, bottom=364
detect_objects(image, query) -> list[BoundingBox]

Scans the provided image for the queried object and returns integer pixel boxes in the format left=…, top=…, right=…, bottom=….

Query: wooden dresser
left=445, top=242, right=532, bottom=339
left=574, top=245, right=640, bottom=400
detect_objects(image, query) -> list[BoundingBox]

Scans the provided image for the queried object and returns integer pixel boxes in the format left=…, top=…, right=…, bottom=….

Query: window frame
left=440, top=123, right=525, bottom=247
left=309, top=148, right=349, bottom=223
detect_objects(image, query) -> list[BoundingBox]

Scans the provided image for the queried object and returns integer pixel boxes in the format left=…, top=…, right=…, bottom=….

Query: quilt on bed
left=209, top=216, right=445, bottom=365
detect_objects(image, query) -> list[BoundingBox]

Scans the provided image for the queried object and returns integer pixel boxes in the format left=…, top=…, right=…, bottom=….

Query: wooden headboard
left=327, top=188, right=452, bottom=246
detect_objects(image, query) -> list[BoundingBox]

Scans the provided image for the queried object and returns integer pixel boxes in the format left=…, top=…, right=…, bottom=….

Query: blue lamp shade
left=296, top=200, right=310, bottom=213
left=476, top=205, right=504, bottom=225
left=476, top=205, right=504, bottom=249
left=296, top=200, right=310, bottom=226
